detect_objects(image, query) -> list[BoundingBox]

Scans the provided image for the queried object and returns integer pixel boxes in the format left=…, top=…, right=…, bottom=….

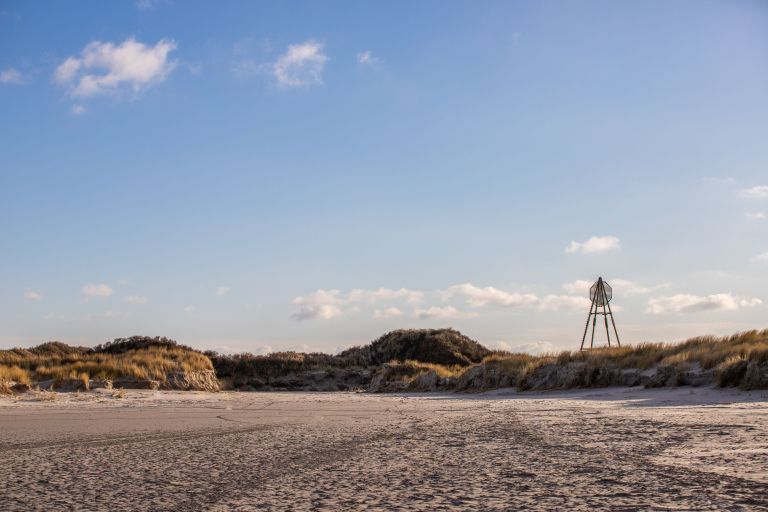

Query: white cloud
left=71, top=104, right=87, bottom=116
left=54, top=37, right=177, bottom=97
left=562, top=280, right=594, bottom=295
left=44, top=312, right=66, bottom=321
left=374, top=307, right=403, bottom=319
left=23, top=290, right=43, bottom=301
left=442, top=283, right=538, bottom=308
left=292, top=289, right=344, bottom=321
left=83, top=283, right=113, bottom=299
left=124, top=295, right=149, bottom=304
left=746, top=212, right=766, bottom=220
left=183, top=305, right=195, bottom=312
left=413, top=305, right=476, bottom=320
left=356, top=50, right=376, bottom=65
left=0, top=68, right=24, bottom=84
left=565, top=235, right=621, bottom=254
left=214, top=286, right=231, bottom=297
left=292, top=287, right=424, bottom=321
left=741, top=185, right=768, bottom=199
left=273, top=40, right=328, bottom=87
left=751, top=252, right=768, bottom=263
left=645, top=293, right=762, bottom=314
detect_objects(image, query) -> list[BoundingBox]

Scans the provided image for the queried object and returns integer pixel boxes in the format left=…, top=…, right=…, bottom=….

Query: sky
left=1, top=0, right=767, bottom=354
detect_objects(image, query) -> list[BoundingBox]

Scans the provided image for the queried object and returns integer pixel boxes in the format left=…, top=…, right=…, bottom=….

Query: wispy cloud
left=0, top=68, right=24, bottom=84
left=82, top=283, right=113, bottom=299
left=214, top=286, right=231, bottom=297
left=746, top=212, right=765, bottom=220
left=23, top=290, right=43, bottom=301
left=374, top=307, right=403, bottom=319
left=54, top=37, right=177, bottom=98
left=645, top=293, right=761, bottom=314
left=124, top=295, right=149, bottom=304
left=442, top=283, right=538, bottom=308
left=565, top=235, right=621, bottom=255
left=356, top=50, right=377, bottom=65
left=273, top=40, right=328, bottom=87
left=135, top=0, right=157, bottom=10
left=751, top=252, right=768, bottom=263
left=443, top=283, right=587, bottom=312
left=292, top=287, right=422, bottom=321
left=494, top=340, right=556, bottom=355
left=413, top=305, right=476, bottom=320
left=740, top=185, right=768, bottom=199
left=348, top=287, right=423, bottom=304
left=71, top=104, right=87, bottom=116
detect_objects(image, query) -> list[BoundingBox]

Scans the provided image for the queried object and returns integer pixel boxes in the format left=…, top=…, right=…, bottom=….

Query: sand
left=1, top=387, right=767, bottom=511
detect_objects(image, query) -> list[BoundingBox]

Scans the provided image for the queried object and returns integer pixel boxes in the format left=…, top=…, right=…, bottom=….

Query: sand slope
left=1, top=387, right=767, bottom=511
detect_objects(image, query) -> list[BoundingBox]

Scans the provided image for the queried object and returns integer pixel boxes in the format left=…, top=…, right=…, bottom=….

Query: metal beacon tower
left=580, top=277, right=620, bottom=350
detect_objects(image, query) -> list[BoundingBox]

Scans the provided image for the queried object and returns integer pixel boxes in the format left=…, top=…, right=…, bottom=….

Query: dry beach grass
left=0, top=337, right=214, bottom=392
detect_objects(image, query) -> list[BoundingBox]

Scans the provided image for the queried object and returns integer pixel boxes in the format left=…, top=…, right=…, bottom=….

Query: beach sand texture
left=1, top=387, right=767, bottom=511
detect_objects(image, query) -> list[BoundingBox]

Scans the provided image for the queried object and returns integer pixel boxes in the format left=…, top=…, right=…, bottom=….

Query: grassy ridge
left=0, top=336, right=213, bottom=393
left=380, top=330, right=768, bottom=391
left=3, top=329, right=767, bottom=394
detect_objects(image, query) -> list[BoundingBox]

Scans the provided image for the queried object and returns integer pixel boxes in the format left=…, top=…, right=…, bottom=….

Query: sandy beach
left=1, top=387, right=767, bottom=511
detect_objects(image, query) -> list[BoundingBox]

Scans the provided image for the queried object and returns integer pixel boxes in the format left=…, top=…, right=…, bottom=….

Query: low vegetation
left=0, top=336, right=215, bottom=393
left=385, top=329, right=768, bottom=392
left=207, top=329, right=488, bottom=390
left=3, top=329, right=767, bottom=394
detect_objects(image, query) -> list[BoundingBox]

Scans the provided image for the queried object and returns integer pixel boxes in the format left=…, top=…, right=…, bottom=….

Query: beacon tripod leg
left=580, top=295, right=597, bottom=351
left=606, top=299, right=620, bottom=347
left=602, top=284, right=612, bottom=348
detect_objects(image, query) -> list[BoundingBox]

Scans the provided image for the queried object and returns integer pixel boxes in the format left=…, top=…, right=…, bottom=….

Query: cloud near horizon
left=645, top=293, right=761, bottom=314
left=293, top=283, right=596, bottom=321
left=291, top=287, right=423, bottom=321
left=54, top=37, right=177, bottom=97
left=444, top=283, right=587, bottom=312
left=412, top=305, right=476, bottom=320
left=23, top=291, right=43, bottom=301
left=565, top=235, right=621, bottom=254
left=374, top=307, right=403, bottom=319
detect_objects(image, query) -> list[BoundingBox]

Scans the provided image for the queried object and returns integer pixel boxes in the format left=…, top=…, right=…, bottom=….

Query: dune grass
left=0, top=337, right=213, bottom=391
left=383, top=329, right=768, bottom=391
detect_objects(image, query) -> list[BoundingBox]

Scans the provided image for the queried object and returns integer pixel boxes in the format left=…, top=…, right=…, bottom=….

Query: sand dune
left=1, top=387, right=767, bottom=511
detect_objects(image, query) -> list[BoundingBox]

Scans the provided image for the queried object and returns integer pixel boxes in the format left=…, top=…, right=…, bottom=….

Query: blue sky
left=1, top=0, right=767, bottom=353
